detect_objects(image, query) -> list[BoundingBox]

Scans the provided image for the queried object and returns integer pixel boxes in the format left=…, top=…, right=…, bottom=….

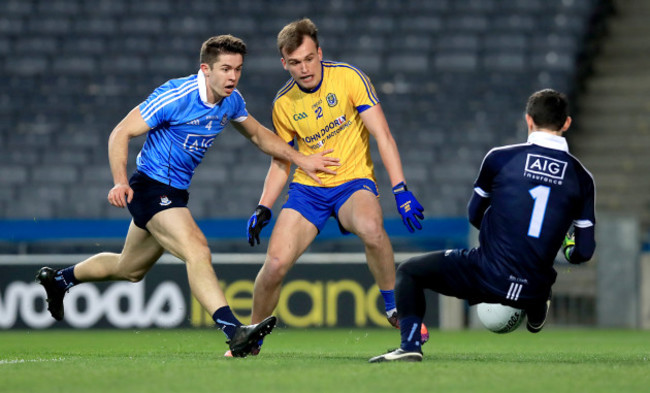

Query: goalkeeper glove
left=392, top=182, right=424, bottom=233
left=247, top=205, right=272, bottom=246
left=562, top=234, right=575, bottom=263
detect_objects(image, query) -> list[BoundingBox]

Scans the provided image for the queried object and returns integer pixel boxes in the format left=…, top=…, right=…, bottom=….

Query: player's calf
left=526, top=296, right=551, bottom=333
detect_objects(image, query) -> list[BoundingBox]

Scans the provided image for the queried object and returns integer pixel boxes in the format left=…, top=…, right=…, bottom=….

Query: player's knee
left=183, top=246, right=212, bottom=267
left=122, top=270, right=147, bottom=283
left=395, top=261, right=419, bottom=289
left=397, top=257, right=417, bottom=276
left=356, top=219, right=386, bottom=248
left=262, top=256, right=291, bottom=283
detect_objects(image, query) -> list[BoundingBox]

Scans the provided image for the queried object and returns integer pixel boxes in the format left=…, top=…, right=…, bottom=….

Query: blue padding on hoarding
left=0, top=217, right=468, bottom=243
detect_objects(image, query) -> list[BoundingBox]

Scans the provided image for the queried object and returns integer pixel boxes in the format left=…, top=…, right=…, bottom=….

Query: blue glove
left=247, top=205, right=272, bottom=246
left=562, top=234, right=575, bottom=263
left=392, top=182, right=424, bottom=233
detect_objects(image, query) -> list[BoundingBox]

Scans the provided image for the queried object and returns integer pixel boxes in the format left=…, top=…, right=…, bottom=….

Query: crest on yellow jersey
left=326, top=93, right=338, bottom=107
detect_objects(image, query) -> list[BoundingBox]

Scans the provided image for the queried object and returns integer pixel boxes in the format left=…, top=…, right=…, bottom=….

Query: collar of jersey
left=296, top=62, right=325, bottom=94
left=197, top=69, right=221, bottom=108
left=527, top=131, right=569, bottom=152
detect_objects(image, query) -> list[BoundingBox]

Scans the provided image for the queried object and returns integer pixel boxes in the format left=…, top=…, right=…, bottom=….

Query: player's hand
left=298, top=149, right=340, bottom=185
left=393, top=182, right=424, bottom=233
left=247, top=205, right=272, bottom=246
left=562, top=233, right=575, bottom=263
left=107, top=183, right=133, bottom=208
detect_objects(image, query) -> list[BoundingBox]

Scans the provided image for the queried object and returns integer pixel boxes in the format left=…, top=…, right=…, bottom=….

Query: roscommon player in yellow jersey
left=246, top=18, right=424, bottom=340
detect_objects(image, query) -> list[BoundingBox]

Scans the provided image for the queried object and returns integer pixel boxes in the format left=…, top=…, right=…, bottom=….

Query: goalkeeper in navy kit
left=370, top=89, right=596, bottom=363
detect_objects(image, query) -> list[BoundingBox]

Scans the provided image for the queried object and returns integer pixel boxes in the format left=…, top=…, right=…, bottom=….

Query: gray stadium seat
left=4, top=56, right=49, bottom=76
left=103, top=55, right=145, bottom=74
left=435, top=34, right=480, bottom=51
left=387, top=53, right=429, bottom=73
left=434, top=53, right=478, bottom=71
left=398, top=15, right=443, bottom=32
left=28, top=17, right=71, bottom=35
left=191, top=166, right=229, bottom=185
left=36, top=0, right=80, bottom=15
left=130, top=0, right=173, bottom=15
left=14, top=37, right=59, bottom=54
left=19, top=185, right=67, bottom=208
left=339, top=53, right=382, bottom=75
left=4, top=197, right=54, bottom=219
left=32, top=165, right=79, bottom=184
left=80, top=165, right=113, bottom=184
left=119, top=17, right=164, bottom=35
left=74, top=18, right=117, bottom=35
left=0, top=37, right=10, bottom=55
left=41, top=149, right=89, bottom=166
left=445, top=14, right=489, bottom=31
left=167, top=16, right=211, bottom=36
left=0, top=17, right=24, bottom=35
left=492, top=14, right=536, bottom=32
left=63, top=37, right=107, bottom=55
left=483, top=53, right=526, bottom=71
left=0, top=0, right=32, bottom=15
left=52, top=57, right=96, bottom=75
left=0, top=166, right=29, bottom=184
left=147, top=55, right=194, bottom=73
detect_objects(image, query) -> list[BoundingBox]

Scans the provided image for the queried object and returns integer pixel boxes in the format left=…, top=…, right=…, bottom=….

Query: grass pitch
left=1, top=328, right=649, bottom=393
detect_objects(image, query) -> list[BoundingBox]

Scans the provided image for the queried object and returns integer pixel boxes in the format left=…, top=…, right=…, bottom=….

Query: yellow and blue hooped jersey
left=272, top=61, right=379, bottom=187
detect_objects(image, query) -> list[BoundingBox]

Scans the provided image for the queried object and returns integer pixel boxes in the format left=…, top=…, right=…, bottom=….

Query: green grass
left=1, top=328, right=649, bottom=393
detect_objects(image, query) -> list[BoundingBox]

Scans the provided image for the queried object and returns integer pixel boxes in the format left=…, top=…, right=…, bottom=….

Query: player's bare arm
left=232, top=115, right=340, bottom=184
left=359, top=104, right=406, bottom=186
left=258, top=157, right=291, bottom=208
left=107, top=107, right=151, bottom=208
left=360, top=103, right=424, bottom=232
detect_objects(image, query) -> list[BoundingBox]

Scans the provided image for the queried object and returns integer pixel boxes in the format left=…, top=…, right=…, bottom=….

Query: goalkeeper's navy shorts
left=282, top=178, right=378, bottom=234
left=396, top=249, right=551, bottom=309
left=127, top=170, right=189, bottom=229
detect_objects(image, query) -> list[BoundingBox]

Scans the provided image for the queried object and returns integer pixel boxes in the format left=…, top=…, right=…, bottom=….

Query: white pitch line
left=0, top=357, right=65, bottom=366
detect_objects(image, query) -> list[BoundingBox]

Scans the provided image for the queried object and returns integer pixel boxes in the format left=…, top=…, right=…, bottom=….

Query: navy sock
left=212, top=306, right=241, bottom=340
left=400, top=316, right=423, bottom=352
left=380, top=289, right=396, bottom=314
left=55, top=266, right=79, bottom=291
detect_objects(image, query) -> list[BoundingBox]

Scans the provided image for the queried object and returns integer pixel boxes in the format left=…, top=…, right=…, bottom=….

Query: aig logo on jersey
left=525, top=154, right=567, bottom=183
left=184, top=134, right=216, bottom=153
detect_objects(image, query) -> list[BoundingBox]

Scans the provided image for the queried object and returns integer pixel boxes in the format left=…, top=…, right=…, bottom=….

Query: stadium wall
left=0, top=253, right=442, bottom=330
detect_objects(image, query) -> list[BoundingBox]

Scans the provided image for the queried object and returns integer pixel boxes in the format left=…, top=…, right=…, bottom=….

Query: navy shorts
left=127, top=171, right=189, bottom=229
left=282, top=178, right=379, bottom=234
left=396, top=249, right=550, bottom=310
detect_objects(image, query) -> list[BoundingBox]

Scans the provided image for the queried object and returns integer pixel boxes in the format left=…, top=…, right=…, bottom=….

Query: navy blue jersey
left=136, top=70, right=248, bottom=189
left=470, top=132, right=596, bottom=300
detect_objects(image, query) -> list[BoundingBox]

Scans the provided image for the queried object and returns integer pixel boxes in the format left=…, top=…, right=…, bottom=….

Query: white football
left=476, top=303, right=526, bottom=334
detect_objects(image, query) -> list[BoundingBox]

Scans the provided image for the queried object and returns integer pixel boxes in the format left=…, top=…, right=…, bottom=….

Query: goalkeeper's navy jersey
left=137, top=70, right=248, bottom=189
left=473, top=132, right=595, bottom=300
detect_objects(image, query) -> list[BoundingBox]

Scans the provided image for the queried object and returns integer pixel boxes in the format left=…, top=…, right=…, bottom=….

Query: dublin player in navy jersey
left=35, top=35, right=339, bottom=357
left=370, top=89, right=596, bottom=362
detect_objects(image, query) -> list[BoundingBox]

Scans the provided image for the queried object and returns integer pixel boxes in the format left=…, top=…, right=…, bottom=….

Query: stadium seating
left=0, top=0, right=606, bottom=224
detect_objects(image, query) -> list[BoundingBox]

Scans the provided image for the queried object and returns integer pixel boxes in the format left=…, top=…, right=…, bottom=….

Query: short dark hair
left=525, top=89, right=569, bottom=131
left=200, top=35, right=247, bottom=66
left=277, top=18, right=319, bottom=56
